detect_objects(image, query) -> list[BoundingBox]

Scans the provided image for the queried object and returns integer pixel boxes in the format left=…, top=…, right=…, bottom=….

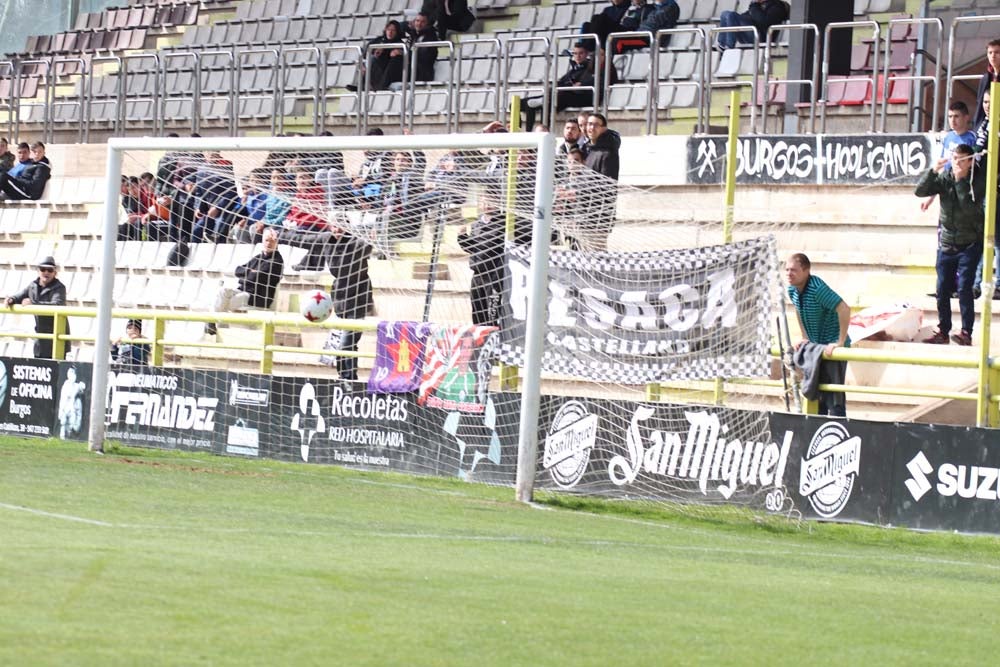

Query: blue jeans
left=936, top=241, right=982, bottom=335
left=718, top=11, right=757, bottom=49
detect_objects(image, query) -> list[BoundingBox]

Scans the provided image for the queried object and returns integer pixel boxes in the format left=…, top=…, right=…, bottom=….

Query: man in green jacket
left=915, top=143, right=986, bottom=345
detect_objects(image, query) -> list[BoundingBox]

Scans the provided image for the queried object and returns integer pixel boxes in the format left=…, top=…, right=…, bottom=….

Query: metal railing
left=278, top=46, right=319, bottom=136
left=0, top=13, right=990, bottom=139
left=504, top=35, right=550, bottom=129
left=362, top=41, right=409, bottom=134
left=319, top=44, right=364, bottom=136
left=605, top=31, right=654, bottom=134
left=408, top=40, right=455, bottom=132
left=761, top=23, right=819, bottom=134
left=651, top=27, right=706, bottom=135
left=83, top=55, right=121, bottom=142
left=238, top=48, right=280, bottom=136
left=706, top=25, right=760, bottom=133
left=821, top=21, right=880, bottom=133
left=946, top=14, right=1000, bottom=126
left=49, top=57, right=86, bottom=143
left=0, top=304, right=374, bottom=376
left=880, top=17, right=942, bottom=134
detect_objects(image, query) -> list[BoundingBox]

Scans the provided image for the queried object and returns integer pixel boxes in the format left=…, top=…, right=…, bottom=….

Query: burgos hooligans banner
left=499, top=237, right=778, bottom=383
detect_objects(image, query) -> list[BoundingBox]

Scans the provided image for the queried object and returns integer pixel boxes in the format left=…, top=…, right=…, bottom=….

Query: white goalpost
left=83, top=129, right=788, bottom=518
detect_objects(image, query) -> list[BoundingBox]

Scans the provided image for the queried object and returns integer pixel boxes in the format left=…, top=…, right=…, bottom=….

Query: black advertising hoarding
left=686, top=134, right=931, bottom=185
left=103, top=366, right=225, bottom=452
left=222, top=372, right=272, bottom=459
left=0, top=356, right=59, bottom=438
left=891, top=424, right=1000, bottom=535
left=769, top=413, right=894, bottom=525
left=533, top=395, right=790, bottom=510
left=55, top=360, right=92, bottom=441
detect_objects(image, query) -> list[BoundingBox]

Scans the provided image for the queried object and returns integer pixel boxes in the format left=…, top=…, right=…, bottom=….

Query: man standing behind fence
left=5, top=255, right=70, bottom=359
left=785, top=253, right=850, bottom=417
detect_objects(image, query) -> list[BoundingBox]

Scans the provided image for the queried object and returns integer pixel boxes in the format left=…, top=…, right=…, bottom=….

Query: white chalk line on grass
left=0, top=502, right=114, bottom=527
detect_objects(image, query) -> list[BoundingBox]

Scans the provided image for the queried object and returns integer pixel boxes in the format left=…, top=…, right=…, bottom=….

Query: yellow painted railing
left=0, top=304, right=375, bottom=375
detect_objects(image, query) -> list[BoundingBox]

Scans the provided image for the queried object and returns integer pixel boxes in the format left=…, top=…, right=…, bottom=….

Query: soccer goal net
left=87, top=129, right=792, bottom=519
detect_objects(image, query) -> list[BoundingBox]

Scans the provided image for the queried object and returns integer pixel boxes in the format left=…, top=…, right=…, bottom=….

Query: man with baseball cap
left=5, top=255, right=71, bottom=359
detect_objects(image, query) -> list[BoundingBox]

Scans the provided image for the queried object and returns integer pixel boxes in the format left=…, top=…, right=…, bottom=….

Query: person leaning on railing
left=4, top=255, right=71, bottom=360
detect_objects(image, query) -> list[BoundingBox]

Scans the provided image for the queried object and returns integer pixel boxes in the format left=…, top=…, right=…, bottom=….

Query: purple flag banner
left=367, top=321, right=433, bottom=394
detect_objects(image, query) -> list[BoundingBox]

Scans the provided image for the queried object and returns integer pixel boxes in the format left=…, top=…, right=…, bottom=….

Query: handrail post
left=150, top=316, right=166, bottom=367
left=260, top=320, right=275, bottom=375
left=52, top=312, right=66, bottom=360
left=976, top=80, right=999, bottom=427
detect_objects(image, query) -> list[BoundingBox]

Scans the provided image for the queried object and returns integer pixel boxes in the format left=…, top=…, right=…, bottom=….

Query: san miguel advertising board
left=535, top=396, right=893, bottom=524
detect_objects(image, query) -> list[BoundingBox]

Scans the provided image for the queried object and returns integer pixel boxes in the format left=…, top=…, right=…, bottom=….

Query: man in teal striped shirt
left=785, top=253, right=851, bottom=417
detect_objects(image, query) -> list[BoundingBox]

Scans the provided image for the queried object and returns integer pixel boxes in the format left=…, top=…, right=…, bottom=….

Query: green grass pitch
left=2, top=435, right=999, bottom=666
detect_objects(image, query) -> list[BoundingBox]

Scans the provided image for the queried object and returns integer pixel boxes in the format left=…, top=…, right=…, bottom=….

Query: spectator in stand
left=5, top=255, right=70, bottom=359
left=584, top=112, right=620, bottom=180
left=169, top=170, right=198, bottom=242
left=315, top=151, right=354, bottom=211
left=285, top=169, right=331, bottom=271
left=231, top=168, right=271, bottom=243
left=119, top=176, right=149, bottom=240
left=921, top=101, right=977, bottom=213
left=0, top=141, right=51, bottom=201
left=556, top=145, right=615, bottom=251
left=580, top=0, right=630, bottom=50
left=205, top=228, right=285, bottom=337
left=6, top=142, right=31, bottom=179
left=974, top=38, right=1000, bottom=128
left=420, top=0, right=476, bottom=41
left=576, top=111, right=592, bottom=154
left=0, top=138, right=14, bottom=173
left=192, top=151, right=239, bottom=242
left=264, top=169, right=294, bottom=231
left=620, top=0, right=656, bottom=31
left=523, top=46, right=618, bottom=131
left=559, top=118, right=586, bottom=157
left=458, top=194, right=506, bottom=327
left=717, top=0, right=789, bottom=50
left=352, top=129, right=390, bottom=206
left=407, top=13, right=439, bottom=83
left=972, top=92, right=1000, bottom=297
left=111, top=319, right=149, bottom=366
left=916, top=144, right=985, bottom=346
left=785, top=253, right=851, bottom=417
left=350, top=20, right=407, bottom=92
left=155, top=133, right=183, bottom=198
left=324, top=225, right=374, bottom=380
left=380, top=151, right=425, bottom=243
left=638, top=0, right=680, bottom=48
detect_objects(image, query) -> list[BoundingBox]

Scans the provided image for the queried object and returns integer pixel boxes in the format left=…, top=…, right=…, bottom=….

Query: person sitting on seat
left=0, top=142, right=51, bottom=201
left=717, top=0, right=789, bottom=50
left=206, top=228, right=285, bottom=336
left=407, top=13, right=439, bottom=83
left=0, top=138, right=15, bottom=173
left=111, top=319, right=150, bottom=366
left=6, top=142, right=31, bottom=178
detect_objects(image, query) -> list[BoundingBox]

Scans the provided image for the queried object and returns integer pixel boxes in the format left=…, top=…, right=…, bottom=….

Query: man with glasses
left=5, top=255, right=71, bottom=359
left=584, top=113, right=620, bottom=180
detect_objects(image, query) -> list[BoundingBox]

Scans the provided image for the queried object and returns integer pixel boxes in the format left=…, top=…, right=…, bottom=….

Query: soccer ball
left=301, top=290, right=333, bottom=323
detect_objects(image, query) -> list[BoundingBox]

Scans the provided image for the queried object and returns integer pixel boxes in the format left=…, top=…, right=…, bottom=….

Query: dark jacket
left=598, top=0, right=630, bottom=26
left=235, top=249, right=285, bottom=309
left=4, top=160, right=51, bottom=200
left=421, top=0, right=475, bottom=34
left=407, top=24, right=439, bottom=82
left=558, top=59, right=593, bottom=88
left=10, top=277, right=70, bottom=358
left=329, top=234, right=373, bottom=320
left=584, top=129, right=621, bottom=181
left=0, top=150, right=14, bottom=173
left=975, top=67, right=998, bottom=128
left=639, top=0, right=680, bottom=35
left=458, top=214, right=506, bottom=277
left=111, top=340, right=150, bottom=366
left=915, top=166, right=986, bottom=247
left=745, top=0, right=789, bottom=41
left=620, top=2, right=656, bottom=30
